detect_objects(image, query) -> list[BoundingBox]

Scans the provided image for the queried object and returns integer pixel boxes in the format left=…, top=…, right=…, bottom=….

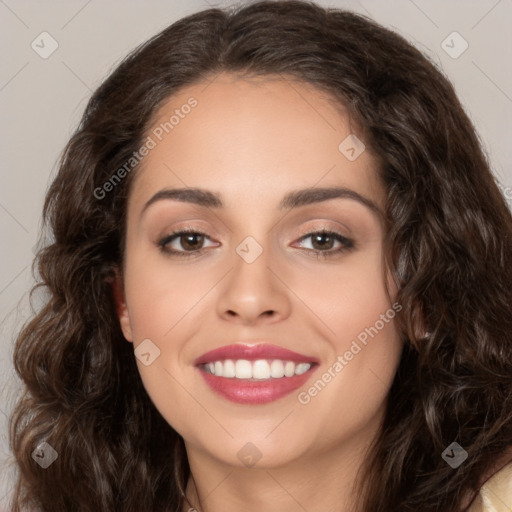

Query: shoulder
left=466, top=461, right=512, bottom=512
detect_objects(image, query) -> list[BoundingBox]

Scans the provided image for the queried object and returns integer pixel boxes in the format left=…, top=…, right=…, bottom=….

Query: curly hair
left=8, top=1, right=512, bottom=511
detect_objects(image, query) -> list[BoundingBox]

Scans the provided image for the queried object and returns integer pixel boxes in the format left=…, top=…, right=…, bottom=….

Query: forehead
left=127, top=72, right=384, bottom=214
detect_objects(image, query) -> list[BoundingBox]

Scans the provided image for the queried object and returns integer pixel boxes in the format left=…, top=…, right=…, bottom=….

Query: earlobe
left=109, top=266, right=134, bottom=343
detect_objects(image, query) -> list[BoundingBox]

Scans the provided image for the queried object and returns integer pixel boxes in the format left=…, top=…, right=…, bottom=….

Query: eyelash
left=157, top=227, right=355, bottom=259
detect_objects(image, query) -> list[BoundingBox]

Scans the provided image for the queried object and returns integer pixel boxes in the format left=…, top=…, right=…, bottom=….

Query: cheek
left=291, top=248, right=402, bottom=428
left=287, top=243, right=393, bottom=344
left=122, top=245, right=215, bottom=340
left=289, top=244, right=402, bottom=399
left=122, top=251, right=208, bottom=435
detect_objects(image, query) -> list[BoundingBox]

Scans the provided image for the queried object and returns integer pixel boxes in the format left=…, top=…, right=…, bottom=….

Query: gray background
left=1, top=0, right=511, bottom=508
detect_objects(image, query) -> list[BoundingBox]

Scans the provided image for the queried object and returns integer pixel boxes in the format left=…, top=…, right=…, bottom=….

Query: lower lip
left=196, top=364, right=319, bottom=404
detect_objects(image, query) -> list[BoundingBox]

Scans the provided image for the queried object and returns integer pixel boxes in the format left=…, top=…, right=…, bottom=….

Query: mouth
left=194, top=343, right=320, bottom=404
left=200, top=358, right=317, bottom=379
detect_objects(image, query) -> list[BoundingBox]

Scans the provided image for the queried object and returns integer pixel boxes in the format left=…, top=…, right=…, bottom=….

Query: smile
left=196, top=359, right=319, bottom=404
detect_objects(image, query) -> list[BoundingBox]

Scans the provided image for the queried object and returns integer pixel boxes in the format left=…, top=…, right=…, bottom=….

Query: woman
left=9, top=1, right=512, bottom=511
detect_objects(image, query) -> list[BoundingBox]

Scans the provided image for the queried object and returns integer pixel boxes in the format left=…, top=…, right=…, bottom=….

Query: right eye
left=158, top=229, right=218, bottom=257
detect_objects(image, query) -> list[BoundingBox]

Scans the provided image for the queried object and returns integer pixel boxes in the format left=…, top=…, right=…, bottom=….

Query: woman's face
left=116, top=72, right=403, bottom=469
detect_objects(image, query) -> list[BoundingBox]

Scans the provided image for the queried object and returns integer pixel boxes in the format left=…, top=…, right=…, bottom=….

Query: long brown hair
left=9, top=1, right=512, bottom=511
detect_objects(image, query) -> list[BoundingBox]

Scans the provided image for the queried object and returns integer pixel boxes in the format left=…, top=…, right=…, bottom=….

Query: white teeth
left=284, top=361, right=295, bottom=377
left=295, top=363, right=311, bottom=375
left=252, top=360, right=270, bottom=379
left=223, top=359, right=236, bottom=378
left=270, top=359, right=285, bottom=378
left=235, top=360, right=252, bottom=379
left=203, top=359, right=313, bottom=379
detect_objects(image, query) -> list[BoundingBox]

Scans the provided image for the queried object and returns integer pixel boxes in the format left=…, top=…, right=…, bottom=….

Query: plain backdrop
left=0, top=0, right=511, bottom=508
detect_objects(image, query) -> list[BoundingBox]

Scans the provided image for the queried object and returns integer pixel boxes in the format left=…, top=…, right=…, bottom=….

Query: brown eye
left=158, top=229, right=216, bottom=257
left=310, top=232, right=336, bottom=251
left=178, top=232, right=205, bottom=251
left=294, top=230, right=355, bottom=258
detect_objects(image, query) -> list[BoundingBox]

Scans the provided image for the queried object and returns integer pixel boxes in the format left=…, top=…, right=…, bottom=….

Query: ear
left=109, top=266, right=134, bottom=343
left=384, top=266, right=430, bottom=343
left=410, top=304, right=431, bottom=345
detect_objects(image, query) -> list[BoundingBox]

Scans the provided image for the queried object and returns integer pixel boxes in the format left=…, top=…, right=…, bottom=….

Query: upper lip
left=194, top=343, right=320, bottom=366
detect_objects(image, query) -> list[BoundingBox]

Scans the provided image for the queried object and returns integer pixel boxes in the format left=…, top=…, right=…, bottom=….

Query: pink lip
left=193, top=343, right=320, bottom=366
left=193, top=342, right=320, bottom=405
left=197, top=365, right=319, bottom=404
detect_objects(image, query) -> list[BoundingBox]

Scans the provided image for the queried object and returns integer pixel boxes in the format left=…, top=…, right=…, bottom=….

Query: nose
left=215, top=242, right=291, bottom=326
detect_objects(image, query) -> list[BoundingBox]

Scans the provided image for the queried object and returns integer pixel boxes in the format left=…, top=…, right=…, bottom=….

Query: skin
left=114, top=71, right=404, bottom=512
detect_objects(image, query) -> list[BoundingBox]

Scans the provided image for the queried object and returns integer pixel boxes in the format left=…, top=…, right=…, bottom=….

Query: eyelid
left=156, top=220, right=350, bottom=244
left=294, top=218, right=352, bottom=237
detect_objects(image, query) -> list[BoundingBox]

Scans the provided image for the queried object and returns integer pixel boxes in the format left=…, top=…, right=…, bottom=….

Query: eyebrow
left=140, top=186, right=383, bottom=218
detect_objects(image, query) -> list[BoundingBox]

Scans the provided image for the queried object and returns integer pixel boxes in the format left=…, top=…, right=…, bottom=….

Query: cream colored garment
left=467, top=462, right=512, bottom=512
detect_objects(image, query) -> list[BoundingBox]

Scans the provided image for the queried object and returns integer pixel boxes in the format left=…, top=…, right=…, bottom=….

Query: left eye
left=294, top=230, right=354, bottom=253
